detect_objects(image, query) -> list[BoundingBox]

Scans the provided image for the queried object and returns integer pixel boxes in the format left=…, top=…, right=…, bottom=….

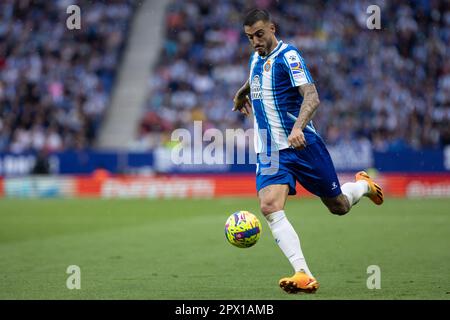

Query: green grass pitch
left=0, top=197, right=449, bottom=300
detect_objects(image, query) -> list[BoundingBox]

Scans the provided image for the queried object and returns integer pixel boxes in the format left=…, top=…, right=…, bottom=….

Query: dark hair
left=243, top=9, right=271, bottom=27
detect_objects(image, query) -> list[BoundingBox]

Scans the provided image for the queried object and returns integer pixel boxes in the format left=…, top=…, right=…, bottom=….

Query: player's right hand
left=288, top=127, right=307, bottom=150
left=232, top=93, right=251, bottom=116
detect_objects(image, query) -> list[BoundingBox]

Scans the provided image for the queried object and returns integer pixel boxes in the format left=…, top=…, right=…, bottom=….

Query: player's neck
left=264, top=38, right=279, bottom=58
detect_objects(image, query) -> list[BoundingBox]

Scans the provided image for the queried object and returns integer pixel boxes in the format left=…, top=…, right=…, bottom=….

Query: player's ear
left=269, top=22, right=276, bottom=33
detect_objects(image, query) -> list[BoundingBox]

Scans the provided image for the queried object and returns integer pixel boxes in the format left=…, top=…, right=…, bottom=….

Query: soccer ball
left=225, top=211, right=261, bottom=248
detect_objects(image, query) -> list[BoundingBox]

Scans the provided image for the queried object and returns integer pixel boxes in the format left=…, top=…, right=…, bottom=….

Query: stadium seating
left=0, top=0, right=136, bottom=152
left=1, top=1, right=448, bottom=153
left=136, top=0, right=450, bottom=151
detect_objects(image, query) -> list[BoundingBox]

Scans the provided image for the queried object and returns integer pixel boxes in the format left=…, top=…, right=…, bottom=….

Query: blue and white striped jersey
left=249, top=40, right=320, bottom=153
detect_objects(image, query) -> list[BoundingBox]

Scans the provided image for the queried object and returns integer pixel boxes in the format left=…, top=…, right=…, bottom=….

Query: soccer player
left=232, top=9, right=384, bottom=294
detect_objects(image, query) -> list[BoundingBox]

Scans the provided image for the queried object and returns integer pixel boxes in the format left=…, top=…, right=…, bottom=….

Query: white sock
left=341, top=180, right=369, bottom=206
left=265, top=210, right=313, bottom=277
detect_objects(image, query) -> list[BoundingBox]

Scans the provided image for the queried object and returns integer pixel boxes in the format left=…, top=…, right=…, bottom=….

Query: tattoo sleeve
left=294, top=83, right=320, bottom=130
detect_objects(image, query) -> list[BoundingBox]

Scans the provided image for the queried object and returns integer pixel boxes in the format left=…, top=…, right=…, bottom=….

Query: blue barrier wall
left=0, top=146, right=449, bottom=176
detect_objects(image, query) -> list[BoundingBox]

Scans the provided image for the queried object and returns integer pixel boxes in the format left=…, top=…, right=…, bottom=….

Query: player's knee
left=328, top=203, right=350, bottom=216
left=260, top=200, right=283, bottom=217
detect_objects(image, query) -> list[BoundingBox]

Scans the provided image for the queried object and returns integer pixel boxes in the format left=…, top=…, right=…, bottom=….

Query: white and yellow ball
left=225, top=211, right=261, bottom=248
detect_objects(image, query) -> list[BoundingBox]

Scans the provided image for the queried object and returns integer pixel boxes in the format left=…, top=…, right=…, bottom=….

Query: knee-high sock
left=341, top=180, right=369, bottom=206
left=265, top=210, right=313, bottom=276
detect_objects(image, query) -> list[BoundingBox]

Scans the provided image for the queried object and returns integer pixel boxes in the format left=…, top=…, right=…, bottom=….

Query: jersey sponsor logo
left=289, top=62, right=303, bottom=74
left=285, top=50, right=299, bottom=62
left=285, top=50, right=305, bottom=77
left=251, top=75, right=262, bottom=100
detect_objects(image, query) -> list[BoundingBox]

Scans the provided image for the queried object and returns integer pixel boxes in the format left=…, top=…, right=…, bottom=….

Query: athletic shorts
left=256, top=137, right=342, bottom=198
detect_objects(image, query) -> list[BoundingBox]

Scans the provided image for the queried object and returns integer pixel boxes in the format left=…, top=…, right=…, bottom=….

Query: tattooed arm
left=294, top=83, right=320, bottom=130
left=288, top=83, right=320, bottom=149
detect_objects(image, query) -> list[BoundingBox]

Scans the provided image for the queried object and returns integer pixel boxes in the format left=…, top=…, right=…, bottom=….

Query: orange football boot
left=355, top=171, right=384, bottom=205
left=279, top=271, right=319, bottom=294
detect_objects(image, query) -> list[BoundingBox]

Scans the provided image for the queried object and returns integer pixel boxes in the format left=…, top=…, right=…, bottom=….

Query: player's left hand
left=232, top=94, right=251, bottom=116
left=288, top=127, right=307, bottom=150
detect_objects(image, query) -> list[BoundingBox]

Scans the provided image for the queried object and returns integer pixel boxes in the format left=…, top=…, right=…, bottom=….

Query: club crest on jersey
left=251, top=75, right=262, bottom=100
left=264, top=60, right=271, bottom=72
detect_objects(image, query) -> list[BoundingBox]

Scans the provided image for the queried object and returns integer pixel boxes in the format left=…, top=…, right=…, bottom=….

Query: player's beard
left=258, top=39, right=272, bottom=57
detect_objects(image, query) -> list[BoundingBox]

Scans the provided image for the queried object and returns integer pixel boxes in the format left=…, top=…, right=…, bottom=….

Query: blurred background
left=0, top=0, right=449, bottom=198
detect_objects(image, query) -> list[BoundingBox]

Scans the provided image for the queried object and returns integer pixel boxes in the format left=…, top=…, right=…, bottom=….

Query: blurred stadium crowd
left=0, top=0, right=135, bottom=153
left=136, top=0, right=450, bottom=152
left=0, top=0, right=448, bottom=154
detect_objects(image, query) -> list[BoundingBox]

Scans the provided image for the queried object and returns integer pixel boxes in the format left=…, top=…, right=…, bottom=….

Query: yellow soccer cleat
left=279, top=271, right=319, bottom=294
left=355, top=171, right=384, bottom=205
